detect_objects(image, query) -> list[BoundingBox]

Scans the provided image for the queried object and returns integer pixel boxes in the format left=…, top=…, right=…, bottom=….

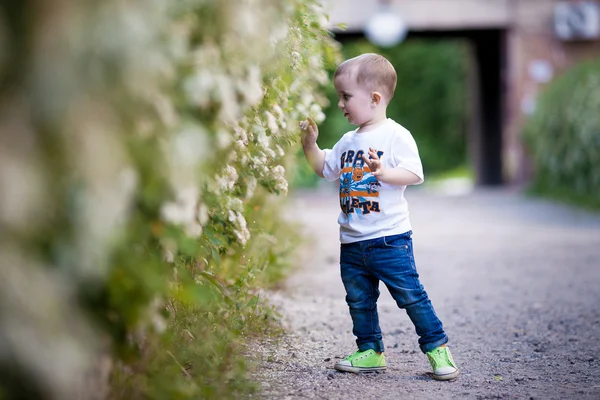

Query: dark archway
left=335, top=29, right=507, bottom=186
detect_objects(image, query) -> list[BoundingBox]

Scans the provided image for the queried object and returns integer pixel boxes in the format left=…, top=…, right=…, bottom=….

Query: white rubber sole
left=432, top=368, right=460, bottom=381
left=334, top=363, right=387, bottom=373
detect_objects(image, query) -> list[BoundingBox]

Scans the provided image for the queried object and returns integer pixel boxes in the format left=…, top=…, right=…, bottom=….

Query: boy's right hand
left=299, top=117, right=325, bottom=178
left=299, top=117, right=318, bottom=148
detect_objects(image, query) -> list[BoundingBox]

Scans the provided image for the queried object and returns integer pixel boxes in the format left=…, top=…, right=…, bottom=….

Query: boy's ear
left=371, top=91, right=383, bottom=106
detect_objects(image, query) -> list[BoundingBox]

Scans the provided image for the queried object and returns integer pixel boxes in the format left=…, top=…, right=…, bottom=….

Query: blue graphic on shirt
left=339, top=149, right=383, bottom=216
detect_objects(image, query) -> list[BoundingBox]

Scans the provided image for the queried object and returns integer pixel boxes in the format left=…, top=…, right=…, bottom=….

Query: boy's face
left=334, top=73, right=376, bottom=127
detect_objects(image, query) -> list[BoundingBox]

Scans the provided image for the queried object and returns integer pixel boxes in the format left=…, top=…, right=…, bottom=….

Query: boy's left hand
left=362, top=147, right=385, bottom=177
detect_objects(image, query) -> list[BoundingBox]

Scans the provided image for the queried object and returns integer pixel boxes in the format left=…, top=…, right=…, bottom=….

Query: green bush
left=524, top=59, right=600, bottom=208
left=314, top=38, right=470, bottom=175
left=0, top=1, right=338, bottom=399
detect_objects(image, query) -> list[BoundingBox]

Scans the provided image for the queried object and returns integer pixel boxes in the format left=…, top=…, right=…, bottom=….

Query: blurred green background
left=524, top=58, right=600, bottom=209
left=294, top=37, right=471, bottom=188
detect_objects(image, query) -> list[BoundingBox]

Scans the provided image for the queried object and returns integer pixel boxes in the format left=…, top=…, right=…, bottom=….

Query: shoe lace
left=348, top=350, right=373, bottom=361
left=429, top=348, right=449, bottom=369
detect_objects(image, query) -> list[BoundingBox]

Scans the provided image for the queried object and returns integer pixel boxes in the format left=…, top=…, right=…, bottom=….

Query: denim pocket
left=379, top=235, right=416, bottom=278
left=382, top=235, right=409, bottom=251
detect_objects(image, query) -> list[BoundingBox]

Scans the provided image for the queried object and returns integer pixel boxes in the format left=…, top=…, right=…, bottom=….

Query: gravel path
left=250, top=187, right=600, bottom=400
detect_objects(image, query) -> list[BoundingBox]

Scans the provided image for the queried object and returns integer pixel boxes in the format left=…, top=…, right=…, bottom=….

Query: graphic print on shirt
left=339, top=149, right=384, bottom=216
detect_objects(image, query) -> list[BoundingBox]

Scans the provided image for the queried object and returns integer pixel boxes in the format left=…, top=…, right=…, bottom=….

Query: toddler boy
left=299, top=53, right=459, bottom=380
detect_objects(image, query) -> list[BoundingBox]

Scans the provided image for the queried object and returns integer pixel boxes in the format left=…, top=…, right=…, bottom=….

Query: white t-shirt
left=322, top=118, right=424, bottom=244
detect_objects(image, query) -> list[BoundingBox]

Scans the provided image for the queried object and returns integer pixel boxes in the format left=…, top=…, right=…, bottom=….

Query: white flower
left=272, top=104, right=284, bottom=119
left=216, top=129, right=233, bottom=149
left=197, top=203, right=209, bottom=225
left=227, top=210, right=251, bottom=245
left=183, top=71, right=215, bottom=109
left=273, top=165, right=285, bottom=175
left=160, top=186, right=202, bottom=237
left=296, top=103, right=309, bottom=118
left=275, top=145, right=285, bottom=157
left=163, top=248, right=175, bottom=263
left=234, top=227, right=251, bottom=245
left=185, top=222, right=203, bottom=237
left=265, top=111, right=279, bottom=134
left=309, top=103, right=322, bottom=117
left=234, top=126, right=248, bottom=144
left=225, top=196, right=244, bottom=213
left=244, top=65, right=263, bottom=106
left=274, top=180, right=288, bottom=195
left=228, top=210, right=236, bottom=223
left=215, top=165, right=238, bottom=192
left=290, top=51, right=302, bottom=69
left=272, top=165, right=288, bottom=195
left=255, top=124, right=270, bottom=148
left=146, top=297, right=167, bottom=333
left=216, top=74, right=240, bottom=122
left=264, top=147, right=276, bottom=159
left=172, top=124, right=209, bottom=167
left=234, top=3, right=259, bottom=37
left=151, top=313, right=167, bottom=334
left=269, top=21, right=289, bottom=44
left=313, top=109, right=326, bottom=123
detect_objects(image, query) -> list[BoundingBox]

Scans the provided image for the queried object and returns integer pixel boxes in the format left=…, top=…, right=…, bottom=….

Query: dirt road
left=251, top=187, right=600, bottom=399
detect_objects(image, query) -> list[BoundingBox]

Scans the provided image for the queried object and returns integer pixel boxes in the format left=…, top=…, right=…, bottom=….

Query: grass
left=525, top=181, right=600, bottom=212
left=109, top=196, right=299, bottom=399
left=424, top=165, right=474, bottom=184
left=110, top=294, right=284, bottom=400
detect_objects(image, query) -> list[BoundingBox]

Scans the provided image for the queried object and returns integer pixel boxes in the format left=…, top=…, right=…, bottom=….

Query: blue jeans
left=340, top=231, right=448, bottom=354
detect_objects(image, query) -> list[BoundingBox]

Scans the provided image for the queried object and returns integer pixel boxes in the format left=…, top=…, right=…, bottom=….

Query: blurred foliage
left=425, top=165, right=474, bottom=183
left=292, top=37, right=470, bottom=187
left=291, top=148, right=323, bottom=188
left=524, top=59, right=600, bottom=209
left=0, top=0, right=339, bottom=399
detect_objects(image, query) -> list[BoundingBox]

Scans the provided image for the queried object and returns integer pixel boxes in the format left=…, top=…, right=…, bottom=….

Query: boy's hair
left=334, top=53, right=397, bottom=102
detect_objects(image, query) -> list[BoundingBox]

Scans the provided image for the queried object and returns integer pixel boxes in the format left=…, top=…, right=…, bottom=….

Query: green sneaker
left=426, top=346, right=459, bottom=381
left=334, top=349, right=386, bottom=373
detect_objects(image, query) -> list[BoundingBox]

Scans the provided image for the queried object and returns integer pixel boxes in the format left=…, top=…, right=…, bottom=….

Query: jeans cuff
left=420, top=337, right=448, bottom=353
left=358, top=340, right=385, bottom=353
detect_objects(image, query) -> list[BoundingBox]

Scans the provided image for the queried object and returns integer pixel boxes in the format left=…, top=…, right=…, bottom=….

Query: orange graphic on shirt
left=352, top=168, right=364, bottom=182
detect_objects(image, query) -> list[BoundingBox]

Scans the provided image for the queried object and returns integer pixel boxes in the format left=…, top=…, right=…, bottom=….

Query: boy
left=299, top=53, right=459, bottom=380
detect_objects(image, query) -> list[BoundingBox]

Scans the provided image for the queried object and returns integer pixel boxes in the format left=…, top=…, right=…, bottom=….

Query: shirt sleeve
left=391, top=130, right=424, bottom=184
left=322, top=148, right=340, bottom=182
